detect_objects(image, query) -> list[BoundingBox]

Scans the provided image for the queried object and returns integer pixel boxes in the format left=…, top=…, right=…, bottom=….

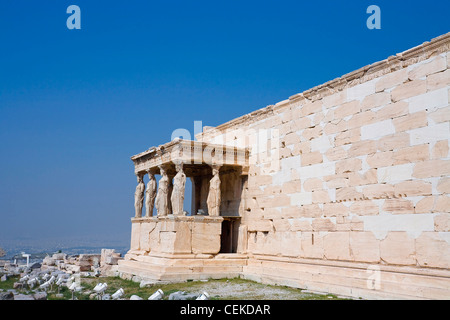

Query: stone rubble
left=1, top=248, right=212, bottom=300
left=0, top=248, right=126, bottom=300
left=168, top=291, right=199, bottom=300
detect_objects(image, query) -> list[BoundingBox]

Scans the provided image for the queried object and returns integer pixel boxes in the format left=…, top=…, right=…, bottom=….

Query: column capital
left=210, top=164, right=222, bottom=173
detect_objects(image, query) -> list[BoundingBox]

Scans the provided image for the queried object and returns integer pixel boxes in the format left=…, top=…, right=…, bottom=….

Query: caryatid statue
left=155, top=165, right=169, bottom=216
left=145, top=170, right=157, bottom=217
left=134, top=173, right=145, bottom=218
left=207, top=165, right=221, bottom=216
left=171, top=162, right=186, bottom=216
left=167, top=174, right=174, bottom=214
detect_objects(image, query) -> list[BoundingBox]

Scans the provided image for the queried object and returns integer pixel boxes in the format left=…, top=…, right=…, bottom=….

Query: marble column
left=171, top=162, right=186, bottom=216
left=145, top=170, right=157, bottom=217
left=207, top=165, right=221, bottom=216
left=134, top=173, right=145, bottom=218
left=155, top=165, right=169, bottom=217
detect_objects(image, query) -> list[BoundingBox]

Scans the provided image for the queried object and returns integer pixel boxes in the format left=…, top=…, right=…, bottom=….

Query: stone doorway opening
left=220, top=217, right=241, bottom=253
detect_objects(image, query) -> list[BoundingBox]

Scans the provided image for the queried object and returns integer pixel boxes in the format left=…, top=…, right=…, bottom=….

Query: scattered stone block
left=42, top=256, right=56, bottom=266
left=13, top=282, right=23, bottom=289
left=52, top=253, right=66, bottom=260
left=30, top=262, right=41, bottom=270
left=0, top=292, right=14, bottom=300
left=14, top=294, right=34, bottom=300
left=169, top=291, right=198, bottom=300
left=33, top=292, right=47, bottom=300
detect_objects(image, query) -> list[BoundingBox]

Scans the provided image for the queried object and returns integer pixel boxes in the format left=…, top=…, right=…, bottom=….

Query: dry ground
left=78, top=276, right=348, bottom=300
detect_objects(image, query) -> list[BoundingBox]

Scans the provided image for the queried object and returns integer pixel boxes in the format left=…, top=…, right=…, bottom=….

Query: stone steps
left=118, top=255, right=247, bottom=282
left=243, top=257, right=450, bottom=300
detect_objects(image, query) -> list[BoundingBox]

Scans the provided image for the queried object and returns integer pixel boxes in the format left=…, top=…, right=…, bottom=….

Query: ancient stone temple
left=119, top=139, right=251, bottom=282
left=119, top=33, right=450, bottom=299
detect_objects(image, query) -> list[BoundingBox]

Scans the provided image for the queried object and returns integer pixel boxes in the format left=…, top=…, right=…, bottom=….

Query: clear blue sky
left=0, top=1, right=449, bottom=245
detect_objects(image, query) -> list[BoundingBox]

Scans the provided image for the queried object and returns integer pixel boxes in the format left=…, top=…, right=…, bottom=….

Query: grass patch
left=76, top=277, right=347, bottom=300
left=1, top=274, right=348, bottom=300
left=0, top=275, right=19, bottom=291
left=80, top=276, right=215, bottom=300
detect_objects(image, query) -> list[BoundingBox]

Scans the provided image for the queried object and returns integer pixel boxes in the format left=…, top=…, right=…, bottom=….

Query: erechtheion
left=118, top=33, right=450, bottom=299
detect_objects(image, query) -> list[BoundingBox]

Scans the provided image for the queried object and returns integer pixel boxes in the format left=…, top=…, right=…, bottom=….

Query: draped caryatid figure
left=171, top=162, right=186, bottom=216
left=207, top=165, right=221, bottom=216
left=134, top=173, right=145, bottom=218
left=167, top=174, right=174, bottom=214
left=145, top=170, right=157, bottom=217
left=155, top=165, right=169, bottom=216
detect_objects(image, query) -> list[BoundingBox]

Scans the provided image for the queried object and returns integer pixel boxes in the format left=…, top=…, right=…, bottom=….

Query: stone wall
left=129, top=216, right=223, bottom=255
left=196, top=33, right=450, bottom=299
left=219, top=169, right=244, bottom=216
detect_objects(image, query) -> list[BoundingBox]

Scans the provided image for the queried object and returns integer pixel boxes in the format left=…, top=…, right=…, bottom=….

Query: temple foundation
left=118, top=215, right=247, bottom=282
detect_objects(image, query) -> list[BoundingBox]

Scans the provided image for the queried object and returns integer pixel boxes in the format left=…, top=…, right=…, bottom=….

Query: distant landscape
left=0, top=234, right=130, bottom=261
